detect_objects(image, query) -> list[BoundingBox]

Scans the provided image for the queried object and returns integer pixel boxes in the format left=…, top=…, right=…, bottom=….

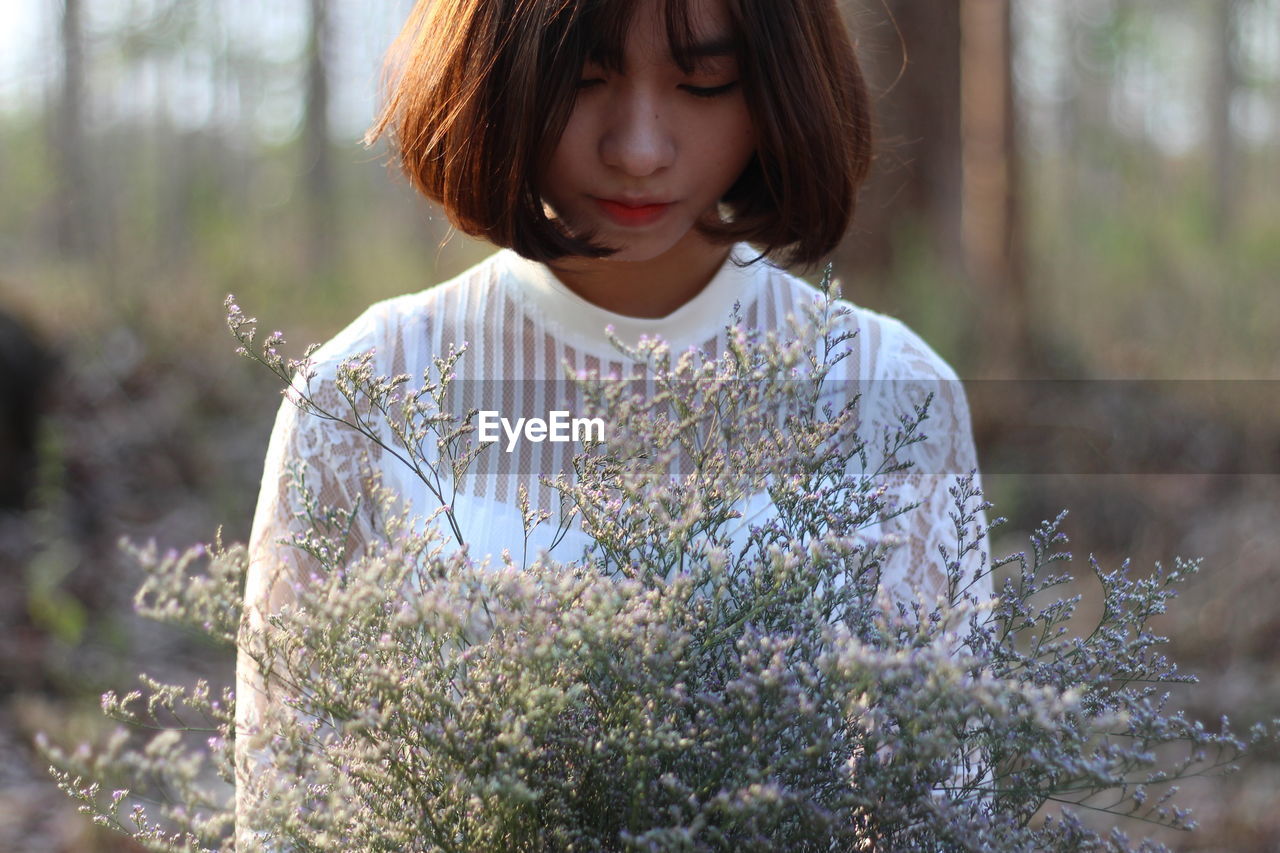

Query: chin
left=603, top=223, right=706, bottom=265
left=606, top=244, right=675, bottom=264
left=574, top=233, right=670, bottom=265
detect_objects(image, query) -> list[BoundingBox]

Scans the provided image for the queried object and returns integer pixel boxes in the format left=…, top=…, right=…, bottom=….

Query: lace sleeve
left=864, top=317, right=992, bottom=612
left=234, top=315, right=391, bottom=849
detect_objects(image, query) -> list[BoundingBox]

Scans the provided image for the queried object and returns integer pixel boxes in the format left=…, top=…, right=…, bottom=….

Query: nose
left=599, top=87, right=675, bottom=178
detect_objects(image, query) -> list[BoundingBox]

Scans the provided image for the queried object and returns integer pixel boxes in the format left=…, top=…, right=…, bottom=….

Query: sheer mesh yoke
left=234, top=245, right=991, bottom=847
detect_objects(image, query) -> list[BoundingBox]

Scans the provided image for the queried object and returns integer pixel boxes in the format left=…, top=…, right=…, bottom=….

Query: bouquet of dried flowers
left=40, top=273, right=1266, bottom=852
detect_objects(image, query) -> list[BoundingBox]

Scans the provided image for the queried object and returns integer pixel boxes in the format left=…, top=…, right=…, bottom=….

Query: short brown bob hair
left=367, top=0, right=872, bottom=269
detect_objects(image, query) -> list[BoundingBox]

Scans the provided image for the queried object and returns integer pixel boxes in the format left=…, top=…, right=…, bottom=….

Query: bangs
left=562, top=0, right=734, bottom=74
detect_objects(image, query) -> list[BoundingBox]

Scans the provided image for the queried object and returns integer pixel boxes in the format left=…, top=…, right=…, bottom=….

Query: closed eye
left=680, top=81, right=740, bottom=99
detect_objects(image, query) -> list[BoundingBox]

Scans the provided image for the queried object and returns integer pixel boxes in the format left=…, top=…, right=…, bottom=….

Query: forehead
left=586, top=0, right=738, bottom=71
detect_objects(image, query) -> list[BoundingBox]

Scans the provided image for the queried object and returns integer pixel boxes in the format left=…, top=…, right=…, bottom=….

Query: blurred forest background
left=1, top=0, right=1278, bottom=849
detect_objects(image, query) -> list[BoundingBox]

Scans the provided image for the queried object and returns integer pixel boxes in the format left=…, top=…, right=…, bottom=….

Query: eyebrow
left=587, top=34, right=738, bottom=73
left=680, top=36, right=738, bottom=61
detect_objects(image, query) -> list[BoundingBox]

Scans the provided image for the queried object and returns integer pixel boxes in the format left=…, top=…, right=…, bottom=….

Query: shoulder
left=855, top=306, right=961, bottom=385
left=278, top=252, right=506, bottom=441
left=831, top=304, right=975, bottom=473
left=752, top=262, right=976, bottom=472
left=261, top=257, right=499, bottom=483
left=306, top=252, right=506, bottom=375
left=752, top=259, right=961, bottom=385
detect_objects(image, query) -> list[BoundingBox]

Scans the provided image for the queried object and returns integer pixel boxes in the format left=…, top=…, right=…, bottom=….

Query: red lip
left=595, top=198, right=673, bottom=227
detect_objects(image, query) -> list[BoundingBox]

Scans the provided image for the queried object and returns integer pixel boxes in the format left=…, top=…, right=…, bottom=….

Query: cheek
left=733, top=106, right=756, bottom=162
left=709, top=110, right=756, bottom=183
left=543, top=110, right=594, bottom=194
left=733, top=126, right=756, bottom=172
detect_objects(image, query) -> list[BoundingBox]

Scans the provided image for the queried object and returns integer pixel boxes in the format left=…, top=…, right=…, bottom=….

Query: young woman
left=236, top=0, right=989, bottom=844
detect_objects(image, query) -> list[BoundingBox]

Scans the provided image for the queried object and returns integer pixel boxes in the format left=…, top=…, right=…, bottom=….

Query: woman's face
left=540, top=0, right=756, bottom=264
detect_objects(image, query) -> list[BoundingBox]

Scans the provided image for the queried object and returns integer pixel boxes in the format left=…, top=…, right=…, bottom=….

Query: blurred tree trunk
left=1208, top=0, right=1240, bottom=244
left=838, top=1, right=964, bottom=277
left=304, top=0, right=336, bottom=273
left=53, top=0, right=91, bottom=258
left=840, top=1, right=1030, bottom=376
left=960, top=0, right=1030, bottom=376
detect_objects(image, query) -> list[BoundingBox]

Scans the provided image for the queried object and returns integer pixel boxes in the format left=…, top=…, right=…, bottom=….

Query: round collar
left=495, top=244, right=765, bottom=358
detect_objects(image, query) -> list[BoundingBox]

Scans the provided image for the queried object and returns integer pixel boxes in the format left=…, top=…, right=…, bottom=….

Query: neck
left=547, top=233, right=732, bottom=319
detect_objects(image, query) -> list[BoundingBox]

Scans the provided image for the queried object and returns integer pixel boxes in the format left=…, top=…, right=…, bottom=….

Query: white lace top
left=234, top=244, right=989, bottom=846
